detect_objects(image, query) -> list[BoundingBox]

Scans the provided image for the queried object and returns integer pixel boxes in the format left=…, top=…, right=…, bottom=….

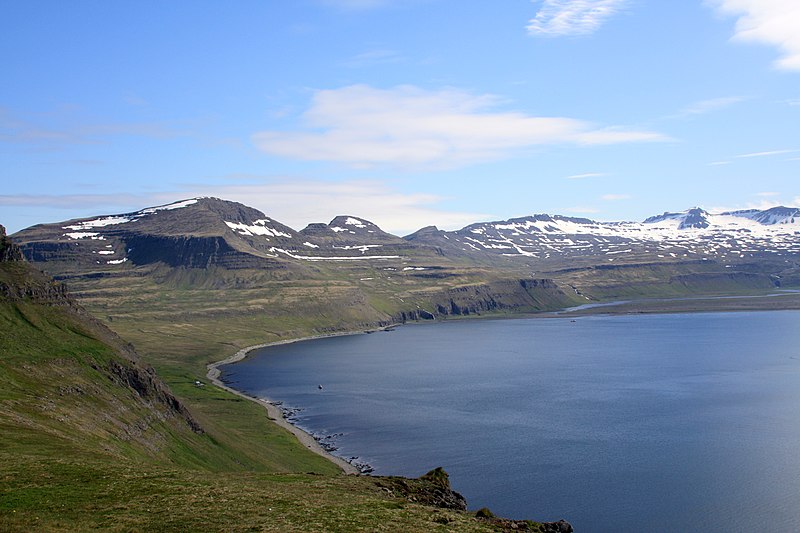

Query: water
left=221, top=312, right=800, bottom=532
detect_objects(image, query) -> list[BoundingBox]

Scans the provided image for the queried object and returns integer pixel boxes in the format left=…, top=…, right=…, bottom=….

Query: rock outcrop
left=376, top=467, right=467, bottom=511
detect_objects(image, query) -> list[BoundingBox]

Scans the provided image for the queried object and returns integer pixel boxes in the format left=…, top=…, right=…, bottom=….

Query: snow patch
left=344, top=217, right=367, bottom=228
left=225, top=220, right=292, bottom=238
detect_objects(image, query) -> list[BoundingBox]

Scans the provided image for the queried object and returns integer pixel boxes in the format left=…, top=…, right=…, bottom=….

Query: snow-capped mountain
left=406, top=206, right=800, bottom=264
left=12, top=198, right=435, bottom=271
left=11, top=199, right=800, bottom=274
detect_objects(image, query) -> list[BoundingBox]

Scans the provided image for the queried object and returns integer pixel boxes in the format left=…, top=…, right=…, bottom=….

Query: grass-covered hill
left=0, top=223, right=571, bottom=531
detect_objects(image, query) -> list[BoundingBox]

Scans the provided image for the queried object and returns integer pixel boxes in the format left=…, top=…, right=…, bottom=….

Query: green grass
left=1, top=263, right=522, bottom=531
left=7, top=249, right=798, bottom=531
left=1, top=455, right=504, bottom=532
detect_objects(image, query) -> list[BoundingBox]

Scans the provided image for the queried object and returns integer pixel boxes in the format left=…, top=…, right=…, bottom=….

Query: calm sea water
left=221, top=312, right=800, bottom=532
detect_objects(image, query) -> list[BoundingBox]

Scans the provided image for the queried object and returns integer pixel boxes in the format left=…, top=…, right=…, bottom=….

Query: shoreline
left=206, top=330, right=386, bottom=476
left=206, top=293, right=800, bottom=476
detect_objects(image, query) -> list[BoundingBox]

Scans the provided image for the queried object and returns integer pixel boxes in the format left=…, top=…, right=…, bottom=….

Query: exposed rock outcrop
left=108, top=359, right=203, bottom=434
left=393, top=278, right=574, bottom=322
left=376, top=467, right=467, bottom=511
left=0, top=224, right=24, bottom=262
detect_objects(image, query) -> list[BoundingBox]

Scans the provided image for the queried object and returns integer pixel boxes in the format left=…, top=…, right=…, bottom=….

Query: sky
left=1, top=0, right=799, bottom=236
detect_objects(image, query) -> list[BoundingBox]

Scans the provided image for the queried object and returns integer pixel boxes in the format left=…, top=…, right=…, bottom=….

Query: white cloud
left=756, top=191, right=780, bottom=197
left=710, top=0, right=800, bottom=71
left=601, top=194, right=631, bottom=201
left=527, top=0, right=627, bottom=37
left=677, top=96, right=746, bottom=117
left=709, top=161, right=731, bottom=166
left=252, top=85, right=666, bottom=169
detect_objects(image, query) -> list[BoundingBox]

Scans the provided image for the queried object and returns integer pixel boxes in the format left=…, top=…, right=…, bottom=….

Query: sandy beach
left=206, top=332, right=368, bottom=475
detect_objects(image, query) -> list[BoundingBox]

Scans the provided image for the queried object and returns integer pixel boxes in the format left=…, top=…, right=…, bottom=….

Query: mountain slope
left=406, top=206, right=800, bottom=266
left=0, top=224, right=208, bottom=466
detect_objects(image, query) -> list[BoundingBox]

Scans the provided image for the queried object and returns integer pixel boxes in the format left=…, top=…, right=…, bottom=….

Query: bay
left=221, top=311, right=800, bottom=532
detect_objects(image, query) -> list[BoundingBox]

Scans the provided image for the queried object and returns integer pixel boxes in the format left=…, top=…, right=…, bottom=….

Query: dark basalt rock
left=0, top=224, right=24, bottom=262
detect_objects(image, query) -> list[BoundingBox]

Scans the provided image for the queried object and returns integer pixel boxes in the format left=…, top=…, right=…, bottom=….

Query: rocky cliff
left=0, top=225, right=202, bottom=442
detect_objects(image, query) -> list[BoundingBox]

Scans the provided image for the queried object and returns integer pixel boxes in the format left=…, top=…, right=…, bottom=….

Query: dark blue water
left=221, top=312, right=800, bottom=532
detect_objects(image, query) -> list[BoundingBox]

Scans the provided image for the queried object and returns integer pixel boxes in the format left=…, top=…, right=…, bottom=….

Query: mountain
left=10, top=198, right=800, bottom=327
left=16, top=198, right=800, bottom=275
left=12, top=198, right=446, bottom=279
left=407, top=206, right=800, bottom=266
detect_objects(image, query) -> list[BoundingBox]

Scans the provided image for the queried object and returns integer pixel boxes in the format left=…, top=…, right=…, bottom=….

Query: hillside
left=1, top=224, right=572, bottom=531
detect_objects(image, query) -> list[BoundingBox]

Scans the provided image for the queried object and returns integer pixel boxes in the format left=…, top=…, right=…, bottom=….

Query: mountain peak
left=328, top=216, right=380, bottom=232
left=643, top=207, right=710, bottom=229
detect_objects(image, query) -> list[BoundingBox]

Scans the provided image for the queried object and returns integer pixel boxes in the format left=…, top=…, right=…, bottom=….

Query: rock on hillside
left=0, top=225, right=203, bottom=452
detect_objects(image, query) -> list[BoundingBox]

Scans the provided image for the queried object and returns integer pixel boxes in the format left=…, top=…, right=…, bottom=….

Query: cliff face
left=0, top=224, right=23, bottom=262
left=393, top=278, right=575, bottom=322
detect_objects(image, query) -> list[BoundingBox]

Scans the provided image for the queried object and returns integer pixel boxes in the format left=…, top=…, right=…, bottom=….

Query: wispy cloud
left=756, top=191, right=780, bottom=197
left=341, top=49, right=405, bottom=68
left=252, top=85, right=667, bottom=169
left=676, top=96, right=747, bottom=117
left=0, top=193, right=151, bottom=211
left=527, top=0, right=627, bottom=37
left=710, top=0, right=800, bottom=71
left=735, top=149, right=798, bottom=158
left=0, top=106, right=185, bottom=150
left=601, top=194, right=631, bottom=201
left=193, top=180, right=492, bottom=235
left=709, top=148, right=798, bottom=166
left=565, top=172, right=608, bottom=179
left=710, top=198, right=788, bottom=213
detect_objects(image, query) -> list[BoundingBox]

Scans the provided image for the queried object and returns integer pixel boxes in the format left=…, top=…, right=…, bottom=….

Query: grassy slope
left=8, top=225, right=798, bottom=531
left=1, top=261, right=542, bottom=531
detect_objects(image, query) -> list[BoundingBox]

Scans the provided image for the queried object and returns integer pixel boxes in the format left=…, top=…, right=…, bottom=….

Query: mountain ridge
left=13, top=197, right=800, bottom=270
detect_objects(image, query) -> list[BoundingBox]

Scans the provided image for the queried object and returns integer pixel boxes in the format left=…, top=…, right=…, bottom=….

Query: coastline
left=206, top=331, right=379, bottom=476
left=206, top=293, right=800, bottom=477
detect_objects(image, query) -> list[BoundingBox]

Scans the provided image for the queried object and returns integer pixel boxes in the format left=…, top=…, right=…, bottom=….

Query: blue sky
left=2, top=0, right=799, bottom=235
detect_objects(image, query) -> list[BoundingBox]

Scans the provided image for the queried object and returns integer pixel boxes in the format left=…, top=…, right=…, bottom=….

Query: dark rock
left=376, top=467, right=467, bottom=511
left=0, top=224, right=24, bottom=262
